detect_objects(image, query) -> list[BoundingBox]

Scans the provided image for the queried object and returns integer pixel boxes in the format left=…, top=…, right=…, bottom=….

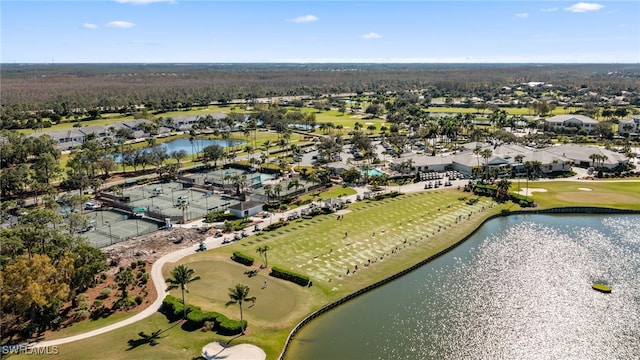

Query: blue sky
left=2, top=1, right=639, bottom=63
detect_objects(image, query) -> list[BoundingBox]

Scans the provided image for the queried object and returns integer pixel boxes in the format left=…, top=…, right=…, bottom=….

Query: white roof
left=545, top=114, right=598, bottom=124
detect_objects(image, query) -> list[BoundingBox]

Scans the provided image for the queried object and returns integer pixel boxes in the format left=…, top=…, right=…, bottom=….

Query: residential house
left=545, top=114, right=599, bottom=133
left=618, top=115, right=640, bottom=135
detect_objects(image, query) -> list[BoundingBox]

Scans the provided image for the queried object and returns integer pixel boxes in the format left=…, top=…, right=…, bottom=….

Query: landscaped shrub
left=135, top=296, right=144, bottom=305
left=186, top=308, right=213, bottom=325
left=372, top=191, right=401, bottom=201
left=263, top=221, right=289, bottom=231
left=113, top=296, right=137, bottom=310
left=232, top=219, right=253, bottom=231
left=138, top=272, right=150, bottom=285
left=162, top=295, right=244, bottom=335
left=99, top=288, right=112, bottom=299
left=270, top=267, right=310, bottom=286
left=204, top=212, right=237, bottom=223
left=72, top=309, right=91, bottom=322
left=231, top=252, right=254, bottom=266
left=217, top=318, right=246, bottom=335
left=510, top=193, right=535, bottom=207
left=472, top=184, right=497, bottom=197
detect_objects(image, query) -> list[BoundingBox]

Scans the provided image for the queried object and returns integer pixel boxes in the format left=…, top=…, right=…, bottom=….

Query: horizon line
left=3, top=61, right=640, bottom=65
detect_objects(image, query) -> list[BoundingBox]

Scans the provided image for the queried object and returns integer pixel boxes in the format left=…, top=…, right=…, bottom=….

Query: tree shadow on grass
left=126, top=321, right=181, bottom=350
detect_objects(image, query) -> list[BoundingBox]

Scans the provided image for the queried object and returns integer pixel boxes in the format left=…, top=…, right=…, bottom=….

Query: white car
left=84, top=202, right=101, bottom=210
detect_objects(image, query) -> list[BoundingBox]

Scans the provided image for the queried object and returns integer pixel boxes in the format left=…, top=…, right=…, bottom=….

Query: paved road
left=30, top=170, right=625, bottom=348
left=28, top=176, right=454, bottom=348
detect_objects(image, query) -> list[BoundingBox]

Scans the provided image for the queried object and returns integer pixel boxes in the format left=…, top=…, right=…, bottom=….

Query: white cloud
left=290, top=15, right=319, bottom=23
left=565, top=2, right=604, bottom=13
left=541, top=7, right=558, bottom=12
left=107, top=21, right=135, bottom=28
left=361, top=32, right=382, bottom=40
left=83, top=23, right=98, bottom=29
left=115, top=0, right=173, bottom=4
left=515, top=13, right=529, bottom=18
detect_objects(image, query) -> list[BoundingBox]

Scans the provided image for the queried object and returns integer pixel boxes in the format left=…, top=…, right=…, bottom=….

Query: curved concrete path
left=31, top=172, right=617, bottom=348
left=29, top=235, right=227, bottom=348
left=28, top=176, right=469, bottom=348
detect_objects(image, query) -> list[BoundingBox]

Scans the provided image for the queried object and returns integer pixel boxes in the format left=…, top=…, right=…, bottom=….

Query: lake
left=159, top=137, right=245, bottom=154
left=285, top=214, right=640, bottom=359
left=113, top=138, right=245, bottom=162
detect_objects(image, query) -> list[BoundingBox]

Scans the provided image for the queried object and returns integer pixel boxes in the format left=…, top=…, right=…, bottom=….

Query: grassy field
left=24, top=189, right=506, bottom=359
left=517, top=180, right=640, bottom=210
left=15, top=180, right=640, bottom=359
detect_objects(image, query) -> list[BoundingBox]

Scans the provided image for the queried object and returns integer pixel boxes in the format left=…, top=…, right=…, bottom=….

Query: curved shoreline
left=25, top=180, right=640, bottom=355
left=277, top=206, right=640, bottom=360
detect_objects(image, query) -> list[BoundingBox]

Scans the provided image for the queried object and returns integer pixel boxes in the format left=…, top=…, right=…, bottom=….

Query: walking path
left=28, top=170, right=616, bottom=348
left=29, top=176, right=468, bottom=347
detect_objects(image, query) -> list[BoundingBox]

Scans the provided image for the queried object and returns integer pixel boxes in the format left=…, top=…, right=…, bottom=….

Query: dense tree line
left=0, top=207, right=108, bottom=340
left=2, top=63, right=639, bottom=130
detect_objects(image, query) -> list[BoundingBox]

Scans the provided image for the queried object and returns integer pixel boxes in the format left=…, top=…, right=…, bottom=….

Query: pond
left=285, top=213, right=640, bottom=359
left=113, top=138, right=245, bottom=162
left=159, top=137, right=245, bottom=154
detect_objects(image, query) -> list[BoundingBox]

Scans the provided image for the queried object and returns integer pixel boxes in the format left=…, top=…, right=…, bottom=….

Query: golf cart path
left=32, top=174, right=629, bottom=347
left=28, top=183, right=381, bottom=348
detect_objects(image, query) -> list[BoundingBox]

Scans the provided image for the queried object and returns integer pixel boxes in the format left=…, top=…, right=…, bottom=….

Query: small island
left=592, top=283, right=612, bottom=293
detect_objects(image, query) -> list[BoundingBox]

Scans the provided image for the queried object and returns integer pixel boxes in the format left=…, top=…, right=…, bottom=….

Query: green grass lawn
left=11, top=313, right=215, bottom=360
left=37, top=313, right=137, bottom=341
left=297, top=185, right=357, bottom=203
left=20, top=181, right=640, bottom=359
left=516, top=180, right=640, bottom=210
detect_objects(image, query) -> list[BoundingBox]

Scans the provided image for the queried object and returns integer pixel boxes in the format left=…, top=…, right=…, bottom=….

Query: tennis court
left=81, top=209, right=160, bottom=248
left=117, top=180, right=240, bottom=222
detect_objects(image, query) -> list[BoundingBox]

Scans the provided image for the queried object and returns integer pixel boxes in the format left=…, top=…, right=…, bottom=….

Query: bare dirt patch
left=102, top=227, right=208, bottom=270
left=578, top=187, right=593, bottom=191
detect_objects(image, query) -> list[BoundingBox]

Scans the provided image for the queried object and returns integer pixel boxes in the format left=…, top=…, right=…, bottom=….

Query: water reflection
left=287, top=215, right=640, bottom=360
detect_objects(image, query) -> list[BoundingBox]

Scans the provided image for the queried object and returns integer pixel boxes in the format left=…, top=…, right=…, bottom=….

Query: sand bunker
left=516, top=188, right=548, bottom=196
left=202, top=341, right=266, bottom=360
left=578, top=187, right=593, bottom=191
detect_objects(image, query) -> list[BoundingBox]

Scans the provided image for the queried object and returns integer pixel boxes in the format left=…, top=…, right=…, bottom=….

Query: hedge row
left=232, top=252, right=254, bottom=266
left=263, top=221, right=289, bottom=232
left=509, top=193, right=535, bottom=207
left=270, top=266, right=310, bottom=287
left=204, top=212, right=237, bottom=223
left=372, top=191, right=401, bottom=201
left=162, top=295, right=245, bottom=335
left=472, top=184, right=498, bottom=197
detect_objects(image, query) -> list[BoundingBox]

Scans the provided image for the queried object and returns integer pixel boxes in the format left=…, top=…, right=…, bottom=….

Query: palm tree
left=178, top=201, right=189, bottom=223
left=514, top=154, right=524, bottom=192
left=480, top=148, right=493, bottom=179
left=589, top=153, right=598, bottom=169
left=496, top=178, right=512, bottom=200
left=263, top=184, right=273, bottom=204
left=255, top=245, right=270, bottom=268
left=273, top=183, right=283, bottom=201
left=225, top=283, right=255, bottom=335
left=165, top=264, right=201, bottom=319
left=287, top=179, right=303, bottom=195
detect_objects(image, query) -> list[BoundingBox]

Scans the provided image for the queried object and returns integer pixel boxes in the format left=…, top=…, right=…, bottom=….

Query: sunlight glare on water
left=286, top=215, right=640, bottom=360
